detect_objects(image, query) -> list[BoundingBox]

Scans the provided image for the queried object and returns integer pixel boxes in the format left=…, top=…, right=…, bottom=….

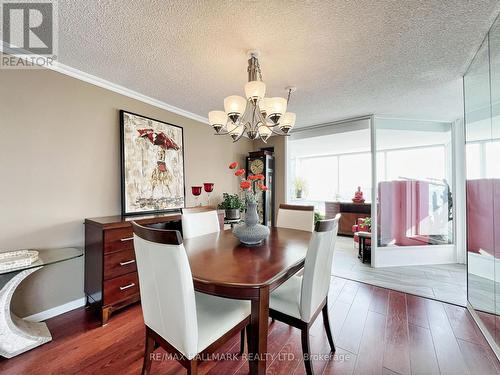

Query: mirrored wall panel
left=465, top=16, right=500, bottom=351
left=374, top=118, right=454, bottom=248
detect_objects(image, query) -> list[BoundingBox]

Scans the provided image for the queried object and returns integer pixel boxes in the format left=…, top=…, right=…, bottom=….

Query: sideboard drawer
left=103, top=272, right=139, bottom=305
left=104, top=248, right=137, bottom=280
left=104, top=227, right=134, bottom=253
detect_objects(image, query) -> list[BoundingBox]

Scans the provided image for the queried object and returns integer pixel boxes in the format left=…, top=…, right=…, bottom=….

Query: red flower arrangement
left=227, top=161, right=268, bottom=204
left=240, top=180, right=251, bottom=190
left=257, top=183, right=268, bottom=191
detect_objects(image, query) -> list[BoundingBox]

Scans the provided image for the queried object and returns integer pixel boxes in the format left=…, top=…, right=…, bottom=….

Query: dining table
left=183, top=227, right=312, bottom=375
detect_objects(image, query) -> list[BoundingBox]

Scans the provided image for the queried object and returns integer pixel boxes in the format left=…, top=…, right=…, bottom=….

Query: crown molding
left=51, top=61, right=209, bottom=124
left=1, top=43, right=209, bottom=124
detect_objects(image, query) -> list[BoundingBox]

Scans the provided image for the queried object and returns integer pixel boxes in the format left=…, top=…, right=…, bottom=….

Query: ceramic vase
left=232, top=201, right=269, bottom=246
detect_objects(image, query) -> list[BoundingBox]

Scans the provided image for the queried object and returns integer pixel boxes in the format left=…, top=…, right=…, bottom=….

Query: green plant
left=217, top=193, right=245, bottom=211
left=361, top=217, right=372, bottom=228
left=294, top=177, right=306, bottom=192
left=314, top=211, right=325, bottom=224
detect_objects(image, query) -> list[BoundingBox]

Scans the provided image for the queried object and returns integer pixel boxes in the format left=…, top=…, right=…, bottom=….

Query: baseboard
left=468, top=252, right=500, bottom=281
left=373, top=244, right=456, bottom=267
left=23, top=297, right=86, bottom=322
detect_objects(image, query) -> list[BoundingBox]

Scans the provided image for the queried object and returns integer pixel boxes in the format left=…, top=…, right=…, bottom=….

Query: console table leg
left=0, top=267, right=52, bottom=358
left=102, top=306, right=111, bottom=325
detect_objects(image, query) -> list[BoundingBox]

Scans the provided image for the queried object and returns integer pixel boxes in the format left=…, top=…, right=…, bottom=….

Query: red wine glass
left=203, top=183, right=214, bottom=206
left=191, top=186, right=202, bottom=206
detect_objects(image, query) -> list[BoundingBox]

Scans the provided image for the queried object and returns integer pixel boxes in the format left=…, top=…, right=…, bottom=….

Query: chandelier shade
left=224, top=96, right=247, bottom=119
left=244, top=81, right=266, bottom=101
left=210, top=52, right=296, bottom=142
left=208, top=111, right=227, bottom=130
left=258, top=124, right=272, bottom=141
left=279, top=112, right=296, bottom=133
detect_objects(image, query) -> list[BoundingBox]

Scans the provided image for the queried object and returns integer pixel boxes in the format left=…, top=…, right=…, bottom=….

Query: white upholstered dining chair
left=132, top=222, right=250, bottom=375
left=276, top=204, right=315, bottom=232
left=181, top=209, right=220, bottom=239
left=269, top=214, right=340, bottom=375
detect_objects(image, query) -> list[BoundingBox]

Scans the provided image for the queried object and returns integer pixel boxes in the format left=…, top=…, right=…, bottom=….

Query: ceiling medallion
left=208, top=51, right=297, bottom=142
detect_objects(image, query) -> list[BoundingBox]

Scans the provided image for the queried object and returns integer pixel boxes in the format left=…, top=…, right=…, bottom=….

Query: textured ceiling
left=57, top=0, right=500, bottom=127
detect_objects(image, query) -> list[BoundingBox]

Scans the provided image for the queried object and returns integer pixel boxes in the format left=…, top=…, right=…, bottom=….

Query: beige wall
left=0, top=68, right=253, bottom=317
left=254, top=136, right=286, bottom=223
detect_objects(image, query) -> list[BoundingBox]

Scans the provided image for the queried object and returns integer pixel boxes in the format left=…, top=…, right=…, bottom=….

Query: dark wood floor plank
left=408, top=324, right=440, bottom=375
left=1, top=279, right=497, bottom=375
left=265, top=329, right=302, bottom=375
left=425, top=299, right=469, bottom=375
left=383, top=291, right=410, bottom=375
left=336, top=284, right=373, bottom=354
left=300, top=313, right=335, bottom=375
left=322, top=348, right=358, bottom=375
left=369, top=286, right=389, bottom=315
left=353, top=311, right=386, bottom=375
left=406, top=294, right=429, bottom=329
left=444, top=304, right=490, bottom=347
left=457, top=338, right=500, bottom=375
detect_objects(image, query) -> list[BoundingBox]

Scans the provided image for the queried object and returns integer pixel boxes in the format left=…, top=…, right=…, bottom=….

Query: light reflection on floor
left=332, top=236, right=467, bottom=306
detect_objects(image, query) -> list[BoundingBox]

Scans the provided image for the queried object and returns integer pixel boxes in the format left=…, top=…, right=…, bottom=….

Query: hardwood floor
left=1, top=277, right=499, bottom=375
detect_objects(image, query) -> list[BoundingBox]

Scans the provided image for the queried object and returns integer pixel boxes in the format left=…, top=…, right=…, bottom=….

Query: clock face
left=250, top=159, right=264, bottom=174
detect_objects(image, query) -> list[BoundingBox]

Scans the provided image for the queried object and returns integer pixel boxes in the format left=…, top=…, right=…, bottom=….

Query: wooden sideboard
left=84, top=209, right=224, bottom=324
left=325, top=201, right=371, bottom=236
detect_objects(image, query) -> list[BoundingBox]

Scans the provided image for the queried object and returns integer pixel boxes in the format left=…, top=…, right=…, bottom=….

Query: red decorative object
left=191, top=186, right=202, bottom=206
left=235, top=169, right=246, bottom=177
left=352, top=186, right=365, bottom=203
left=203, top=183, right=214, bottom=193
left=229, top=162, right=238, bottom=169
left=191, top=186, right=202, bottom=196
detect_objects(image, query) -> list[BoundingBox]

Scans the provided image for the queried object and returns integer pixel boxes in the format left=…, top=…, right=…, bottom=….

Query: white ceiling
left=57, top=0, right=500, bottom=127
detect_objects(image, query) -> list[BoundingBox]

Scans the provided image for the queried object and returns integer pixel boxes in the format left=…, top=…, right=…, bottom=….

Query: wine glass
left=203, top=183, right=214, bottom=206
left=191, top=186, right=202, bottom=206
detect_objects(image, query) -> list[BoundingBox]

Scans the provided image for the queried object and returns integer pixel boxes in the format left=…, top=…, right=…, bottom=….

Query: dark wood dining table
left=183, top=227, right=312, bottom=375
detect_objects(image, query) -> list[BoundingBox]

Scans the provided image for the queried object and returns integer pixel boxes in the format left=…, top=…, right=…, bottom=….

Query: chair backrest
left=299, top=214, right=340, bottom=321
left=181, top=209, right=220, bottom=239
left=132, top=222, right=198, bottom=359
left=276, top=204, right=315, bottom=232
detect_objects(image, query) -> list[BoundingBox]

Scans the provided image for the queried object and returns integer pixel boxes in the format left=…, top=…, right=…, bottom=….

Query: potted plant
left=218, top=193, right=244, bottom=220
left=314, top=211, right=325, bottom=224
left=226, top=161, right=270, bottom=246
left=359, top=217, right=372, bottom=232
left=294, top=177, right=306, bottom=199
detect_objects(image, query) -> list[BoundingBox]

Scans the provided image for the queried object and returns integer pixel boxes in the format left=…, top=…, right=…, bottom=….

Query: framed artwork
left=120, top=110, right=185, bottom=215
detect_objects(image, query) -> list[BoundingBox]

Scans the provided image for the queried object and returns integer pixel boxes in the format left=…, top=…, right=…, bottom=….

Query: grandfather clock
left=246, top=150, right=275, bottom=227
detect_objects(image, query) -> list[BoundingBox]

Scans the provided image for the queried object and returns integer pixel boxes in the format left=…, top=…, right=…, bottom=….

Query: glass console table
left=0, top=247, right=83, bottom=358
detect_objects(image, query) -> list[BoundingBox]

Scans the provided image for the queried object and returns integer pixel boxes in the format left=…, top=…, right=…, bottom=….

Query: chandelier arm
left=232, top=123, right=247, bottom=143
left=287, top=88, right=292, bottom=104
left=267, top=126, right=289, bottom=136
left=256, top=107, right=271, bottom=127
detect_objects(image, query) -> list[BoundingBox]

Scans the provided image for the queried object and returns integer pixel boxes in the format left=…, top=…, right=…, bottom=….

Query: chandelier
left=208, top=51, right=296, bottom=142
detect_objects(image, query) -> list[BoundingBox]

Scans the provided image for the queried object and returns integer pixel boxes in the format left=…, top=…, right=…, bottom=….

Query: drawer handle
left=120, top=237, right=134, bottom=242
left=119, top=259, right=136, bottom=266
left=119, top=283, right=135, bottom=291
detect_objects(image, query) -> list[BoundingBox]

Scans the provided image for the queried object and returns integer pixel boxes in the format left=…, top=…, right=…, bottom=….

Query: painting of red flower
left=121, top=110, right=185, bottom=215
